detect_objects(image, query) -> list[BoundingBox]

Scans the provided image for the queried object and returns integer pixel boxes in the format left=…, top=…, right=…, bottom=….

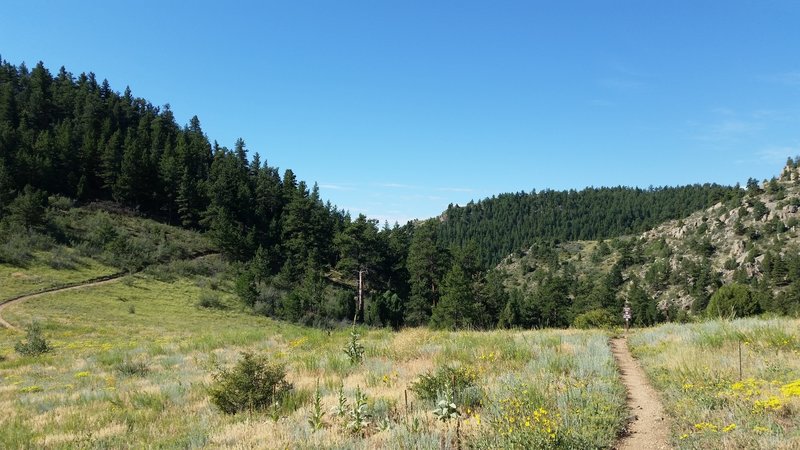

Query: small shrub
left=47, top=195, right=74, bottom=211
left=116, top=359, right=150, bottom=377
left=128, top=304, right=136, bottom=314
left=14, top=322, right=52, bottom=356
left=47, top=247, right=78, bottom=270
left=197, top=291, right=224, bottom=309
left=410, top=365, right=482, bottom=408
left=0, top=231, right=34, bottom=266
left=209, top=352, right=293, bottom=415
left=572, top=308, right=617, bottom=329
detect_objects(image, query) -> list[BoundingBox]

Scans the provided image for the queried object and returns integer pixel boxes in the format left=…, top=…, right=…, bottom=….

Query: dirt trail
left=0, top=275, right=126, bottom=331
left=612, top=337, right=672, bottom=450
left=0, top=252, right=219, bottom=332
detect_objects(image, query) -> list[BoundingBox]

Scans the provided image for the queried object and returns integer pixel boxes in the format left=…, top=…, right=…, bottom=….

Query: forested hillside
left=438, top=185, right=744, bottom=267
left=0, top=58, right=411, bottom=327
left=2, top=58, right=795, bottom=331
left=497, top=162, right=800, bottom=328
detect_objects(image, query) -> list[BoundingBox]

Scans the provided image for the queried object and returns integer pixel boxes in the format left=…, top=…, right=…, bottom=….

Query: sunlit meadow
left=629, top=318, right=800, bottom=449
left=0, top=263, right=626, bottom=449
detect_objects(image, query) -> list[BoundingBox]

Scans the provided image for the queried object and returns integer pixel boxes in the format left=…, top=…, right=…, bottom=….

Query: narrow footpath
left=0, top=275, right=125, bottom=331
left=0, top=252, right=219, bottom=331
left=611, top=337, right=672, bottom=450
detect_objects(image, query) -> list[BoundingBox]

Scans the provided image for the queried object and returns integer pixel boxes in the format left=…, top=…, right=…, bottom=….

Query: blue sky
left=3, top=1, right=800, bottom=224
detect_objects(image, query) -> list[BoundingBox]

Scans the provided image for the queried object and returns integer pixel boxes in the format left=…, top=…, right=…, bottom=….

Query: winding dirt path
left=0, top=274, right=126, bottom=331
left=0, top=252, right=219, bottom=332
left=611, top=337, right=672, bottom=450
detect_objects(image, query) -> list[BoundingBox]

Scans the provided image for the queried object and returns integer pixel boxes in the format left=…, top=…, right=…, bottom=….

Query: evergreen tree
left=405, top=221, right=450, bottom=326
left=430, top=262, right=475, bottom=329
left=628, top=277, right=660, bottom=326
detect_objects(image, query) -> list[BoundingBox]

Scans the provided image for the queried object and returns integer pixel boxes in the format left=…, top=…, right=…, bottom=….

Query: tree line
left=0, top=59, right=754, bottom=329
left=438, top=185, right=744, bottom=267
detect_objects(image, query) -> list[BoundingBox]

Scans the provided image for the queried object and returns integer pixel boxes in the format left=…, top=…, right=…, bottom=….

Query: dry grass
left=0, top=274, right=626, bottom=449
left=629, top=318, right=800, bottom=449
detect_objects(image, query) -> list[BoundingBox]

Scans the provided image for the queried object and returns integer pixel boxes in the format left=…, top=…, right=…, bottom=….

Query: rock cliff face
left=499, top=162, right=800, bottom=315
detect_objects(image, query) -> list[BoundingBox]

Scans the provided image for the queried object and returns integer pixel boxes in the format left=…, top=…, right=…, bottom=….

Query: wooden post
left=354, top=267, right=367, bottom=327
left=404, top=389, right=409, bottom=425
left=738, top=340, right=743, bottom=380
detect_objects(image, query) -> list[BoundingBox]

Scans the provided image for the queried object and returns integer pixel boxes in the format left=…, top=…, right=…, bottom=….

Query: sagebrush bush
left=209, top=352, right=293, bottom=414
left=14, top=322, right=52, bottom=356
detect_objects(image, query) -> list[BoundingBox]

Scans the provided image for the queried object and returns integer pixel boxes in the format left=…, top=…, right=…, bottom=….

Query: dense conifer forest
left=437, top=185, right=744, bottom=266
left=3, top=58, right=791, bottom=330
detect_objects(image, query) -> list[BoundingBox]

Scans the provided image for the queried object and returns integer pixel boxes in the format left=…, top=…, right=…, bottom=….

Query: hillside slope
left=498, top=161, right=800, bottom=326
left=437, top=184, right=743, bottom=267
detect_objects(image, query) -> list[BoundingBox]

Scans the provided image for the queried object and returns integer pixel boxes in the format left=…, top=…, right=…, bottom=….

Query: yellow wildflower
left=781, top=379, right=800, bottom=398
left=723, top=424, right=736, bottom=433
left=694, top=422, right=717, bottom=432
left=753, top=396, right=782, bottom=412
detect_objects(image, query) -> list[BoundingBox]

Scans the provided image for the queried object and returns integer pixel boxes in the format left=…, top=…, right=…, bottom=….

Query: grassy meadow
left=0, top=259, right=627, bottom=449
left=2, top=245, right=799, bottom=449
left=0, top=250, right=116, bottom=299
left=629, top=318, right=800, bottom=449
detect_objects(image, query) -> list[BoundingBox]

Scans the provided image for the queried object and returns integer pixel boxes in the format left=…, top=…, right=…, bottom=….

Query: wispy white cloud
left=398, top=194, right=446, bottom=202
left=319, top=183, right=356, bottom=191
left=378, top=182, right=419, bottom=189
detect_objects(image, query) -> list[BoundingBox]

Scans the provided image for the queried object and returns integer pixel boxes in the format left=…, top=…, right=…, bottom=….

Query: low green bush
left=572, top=308, right=617, bottom=329
left=197, top=291, right=224, bottom=309
left=410, top=365, right=482, bottom=408
left=14, top=322, right=52, bottom=356
left=209, top=352, right=294, bottom=414
left=706, top=283, right=760, bottom=318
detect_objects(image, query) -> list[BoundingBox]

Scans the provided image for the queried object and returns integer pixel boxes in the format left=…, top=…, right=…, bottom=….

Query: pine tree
left=405, top=221, right=450, bottom=326
left=430, top=263, right=474, bottom=329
